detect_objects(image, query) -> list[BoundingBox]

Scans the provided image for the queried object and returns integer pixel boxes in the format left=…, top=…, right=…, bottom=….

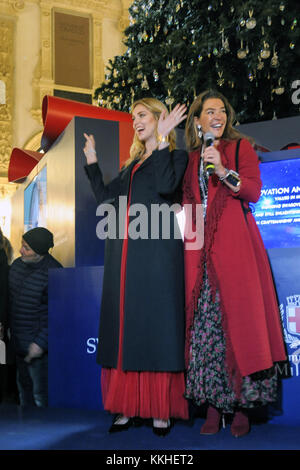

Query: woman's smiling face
left=132, top=104, right=157, bottom=144
left=194, top=98, right=227, bottom=140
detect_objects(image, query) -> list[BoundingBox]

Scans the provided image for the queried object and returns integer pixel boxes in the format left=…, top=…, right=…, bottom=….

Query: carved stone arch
left=23, top=130, right=43, bottom=152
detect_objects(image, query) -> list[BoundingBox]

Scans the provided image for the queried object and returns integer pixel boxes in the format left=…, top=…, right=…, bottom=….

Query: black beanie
left=23, top=227, right=54, bottom=255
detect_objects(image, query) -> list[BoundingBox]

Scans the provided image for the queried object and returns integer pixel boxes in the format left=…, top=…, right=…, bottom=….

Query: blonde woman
left=83, top=98, right=188, bottom=435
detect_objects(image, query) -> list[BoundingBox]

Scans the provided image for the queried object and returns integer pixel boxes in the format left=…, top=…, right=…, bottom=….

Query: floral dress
left=184, top=157, right=278, bottom=413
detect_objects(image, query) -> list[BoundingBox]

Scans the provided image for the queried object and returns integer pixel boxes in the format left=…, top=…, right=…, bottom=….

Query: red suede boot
left=231, top=410, right=250, bottom=437
left=200, top=406, right=222, bottom=435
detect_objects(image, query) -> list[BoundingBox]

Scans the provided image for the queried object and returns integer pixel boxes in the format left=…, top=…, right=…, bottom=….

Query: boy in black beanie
left=8, top=227, right=62, bottom=407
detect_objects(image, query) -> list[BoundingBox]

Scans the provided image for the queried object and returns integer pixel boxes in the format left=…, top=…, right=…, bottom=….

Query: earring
left=197, top=124, right=203, bottom=139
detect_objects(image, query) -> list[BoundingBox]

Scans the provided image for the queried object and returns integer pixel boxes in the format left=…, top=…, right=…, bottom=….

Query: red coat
left=182, top=138, right=286, bottom=379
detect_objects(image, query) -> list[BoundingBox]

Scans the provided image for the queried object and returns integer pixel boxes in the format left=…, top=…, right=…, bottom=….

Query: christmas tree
left=95, top=0, right=300, bottom=124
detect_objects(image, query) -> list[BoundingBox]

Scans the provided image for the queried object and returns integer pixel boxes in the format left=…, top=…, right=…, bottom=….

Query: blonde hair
left=124, top=97, right=177, bottom=168
left=185, top=89, right=254, bottom=151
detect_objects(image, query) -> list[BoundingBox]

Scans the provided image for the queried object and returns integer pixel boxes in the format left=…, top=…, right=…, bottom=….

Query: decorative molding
left=8, top=0, right=25, bottom=11
left=0, top=176, right=18, bottom=200
left=0, top=17, right=14, bottom=178
left=24, top=130, right=43, bottom=151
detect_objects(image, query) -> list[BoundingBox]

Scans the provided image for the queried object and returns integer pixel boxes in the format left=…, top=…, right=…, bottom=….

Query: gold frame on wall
left=31, top=1, right=107, bottom=124
left=53, top=9, right=92, bottom=90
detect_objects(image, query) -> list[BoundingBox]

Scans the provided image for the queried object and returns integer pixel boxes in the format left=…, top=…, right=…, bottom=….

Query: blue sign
left=48, top=266, right=104, bottom=410
left=254, top=158, right=300, bottom=249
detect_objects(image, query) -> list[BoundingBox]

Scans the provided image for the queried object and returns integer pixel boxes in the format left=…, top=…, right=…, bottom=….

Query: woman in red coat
left=183, top=90, right=286, bottom=437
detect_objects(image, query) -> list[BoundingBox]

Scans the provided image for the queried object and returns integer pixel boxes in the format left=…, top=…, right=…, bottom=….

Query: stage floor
left=0, top=403, right=299, bottom=453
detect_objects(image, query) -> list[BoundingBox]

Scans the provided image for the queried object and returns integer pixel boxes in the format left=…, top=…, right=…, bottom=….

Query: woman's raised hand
left=83, top=133, right=97, bottom=164
left=157, top=103, right=187, bottom=138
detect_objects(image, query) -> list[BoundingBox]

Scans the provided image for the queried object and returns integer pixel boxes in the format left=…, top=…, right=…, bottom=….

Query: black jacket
left=85, top=147, right=188, bottom=371
left=9, top=253, right=62, bottom=356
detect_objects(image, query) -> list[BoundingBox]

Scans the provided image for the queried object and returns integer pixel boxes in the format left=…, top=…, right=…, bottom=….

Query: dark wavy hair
left=185, top=89, right=254, bottom=151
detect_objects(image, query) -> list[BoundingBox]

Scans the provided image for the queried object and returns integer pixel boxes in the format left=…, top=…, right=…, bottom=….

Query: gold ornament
left=246, top=10, right=257, bottom=29
left=274, top=78, right=285, bottom=95
left=260, top=42, right=271, bottom=59
left=237, top=40, right=247, bottom=59
left=270, top=48, right=279, bottom=68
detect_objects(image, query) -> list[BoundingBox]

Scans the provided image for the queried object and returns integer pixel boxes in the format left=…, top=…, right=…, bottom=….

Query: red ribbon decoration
left=8, top=95, right=134, bottom=182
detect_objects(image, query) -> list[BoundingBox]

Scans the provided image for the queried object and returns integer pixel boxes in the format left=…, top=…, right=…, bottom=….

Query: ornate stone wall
left=0, top=15, right=14, bottom=179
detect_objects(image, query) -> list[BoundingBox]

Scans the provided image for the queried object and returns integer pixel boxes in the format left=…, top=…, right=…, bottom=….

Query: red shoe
left=231, top=410, right=250, bottom=438
left=200, top=406, right=221, bottom=435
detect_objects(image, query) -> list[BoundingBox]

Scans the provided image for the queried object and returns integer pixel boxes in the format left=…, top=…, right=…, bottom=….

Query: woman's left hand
left=157, top=103, right=187, bottom=137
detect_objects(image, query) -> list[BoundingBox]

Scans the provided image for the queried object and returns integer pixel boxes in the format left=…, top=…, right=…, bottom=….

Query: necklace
left=199, top=146, right=208, bottom=218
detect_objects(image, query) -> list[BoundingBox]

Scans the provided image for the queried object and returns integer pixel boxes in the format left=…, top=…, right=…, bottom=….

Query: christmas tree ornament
left=257, top=57, right=264, bottom=70
left=237, top=40, right=247, bottom=59
left=291, top=19, right=297, bottom=30
left=240, top=18, right=246, bottom=27
left=217, top=70, right=225, bottom=86
left=267, top=16, right=272, bottom=26
left=153, top=70, right=159, bottom=81
left=130, top=88, right=135, bottom=106
left=279, top=2, right=285, bottom=11
left=246, top=10, right=257, bottom=30
left=274, top=78, right=285, bottom=95
left=289, top=42, right=295, bottom=50
left=260, top=42, right=271, bottom=59
left=141, top=75, right=150, bottom=89
left=270, top=47, right=279, bottom=68
left=165, top=90, right=175, bottom=110
left=259, top=100, right=264, bottom=117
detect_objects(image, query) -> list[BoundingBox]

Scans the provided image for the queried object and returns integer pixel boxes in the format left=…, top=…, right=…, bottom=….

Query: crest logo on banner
left=280, top=295, right=300, bottom=378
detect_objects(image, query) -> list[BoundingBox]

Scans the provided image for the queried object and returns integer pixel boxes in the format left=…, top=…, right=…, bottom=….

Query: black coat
left=9, top=253, right=62, bottom=356
left=85, top=147, right=188, bottom=371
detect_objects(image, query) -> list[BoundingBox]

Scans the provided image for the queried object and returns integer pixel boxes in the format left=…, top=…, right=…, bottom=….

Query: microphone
left=203, top=132, right=215, bottom=176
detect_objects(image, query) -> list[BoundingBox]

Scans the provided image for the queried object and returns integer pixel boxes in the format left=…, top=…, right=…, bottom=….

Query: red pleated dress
left=101, top=163, right=188, bottom=420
